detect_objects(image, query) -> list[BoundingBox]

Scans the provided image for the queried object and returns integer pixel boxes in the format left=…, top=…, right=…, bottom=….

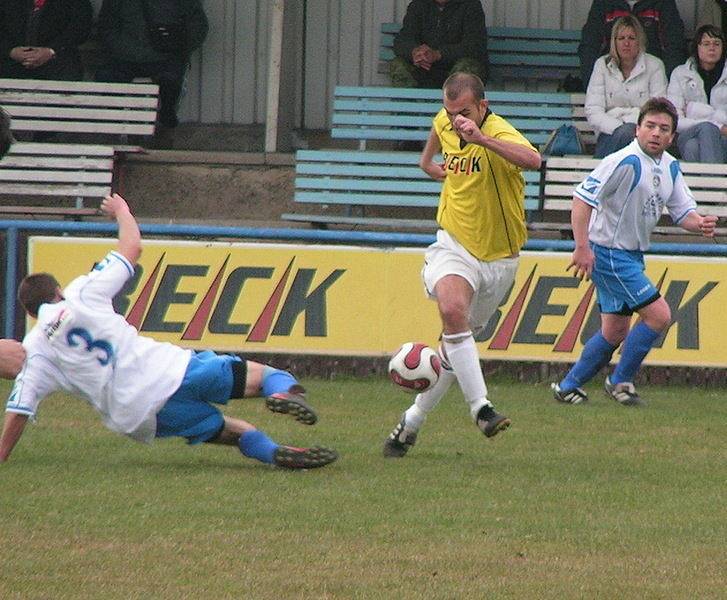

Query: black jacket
left=393, top=0, right=488, bottom=68
left=0, top=0, right=93, bottom=65
left=578, top=0, right=686, bottom=83
left=97, top=0, right=208, bottom=64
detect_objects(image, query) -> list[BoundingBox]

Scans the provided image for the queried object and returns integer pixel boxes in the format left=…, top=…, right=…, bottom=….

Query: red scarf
left=33, top=0, right=47, bottom=11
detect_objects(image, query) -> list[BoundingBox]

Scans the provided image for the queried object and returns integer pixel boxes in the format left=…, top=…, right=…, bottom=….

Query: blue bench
left=379, top=23, right=580, bottom=84
left=282, top=149, right=541, bottom=230
left=331, top=86, right=594, bottom=151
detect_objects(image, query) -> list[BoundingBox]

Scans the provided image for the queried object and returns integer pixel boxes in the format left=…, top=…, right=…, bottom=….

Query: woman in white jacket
left=585, top=15, right=668, bottom=158
left=667, top=24, right=727, bottom=163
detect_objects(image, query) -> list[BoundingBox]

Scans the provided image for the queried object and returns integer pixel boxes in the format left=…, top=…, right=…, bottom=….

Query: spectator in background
left=391, top=0, right=488, bottom=89
left=0, top=108, right=14, bottom=158
left=579, top=0, right=686, bottom=86
left=585, top=16, right=667, bottom=158
left=0, top=0, right=93, bottom=81
left=95, top=0, right=208, bottom=129
left=0, top=108, right=24, bottom=380
left=667, top=24, right=727, bottom=163
left=698, top=0, right=727, bottom=28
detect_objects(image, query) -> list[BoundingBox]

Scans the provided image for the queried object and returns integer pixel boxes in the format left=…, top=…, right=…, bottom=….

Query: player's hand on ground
left=422, top=161, right=446, bottom=181
left=567, top=246, right=594, bottom=281
left=100, top=193, right=131, bottom=219
left=699, top=214, right=718, bottom=237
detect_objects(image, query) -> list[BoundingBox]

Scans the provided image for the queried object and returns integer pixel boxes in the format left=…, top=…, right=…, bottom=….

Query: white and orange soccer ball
left=388, top=342, right=441, bottom=393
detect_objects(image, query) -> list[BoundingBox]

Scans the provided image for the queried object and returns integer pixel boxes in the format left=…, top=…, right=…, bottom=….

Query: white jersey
left=6, top=252, right=192, bottom=442
left=574, top=139, right=696, bottom=251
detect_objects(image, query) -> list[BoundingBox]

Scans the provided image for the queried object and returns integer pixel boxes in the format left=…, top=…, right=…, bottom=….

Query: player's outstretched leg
left=383, top=347, right=456, bottom=458
left=266, top=383, right=318, bottom=425
left=261, top=366, right=318, bottom=425
left=238, top=428, right=337, bottom=469
left=475, top=405, right=511, bottom=438
left=273, top=445, right=338, bottom=469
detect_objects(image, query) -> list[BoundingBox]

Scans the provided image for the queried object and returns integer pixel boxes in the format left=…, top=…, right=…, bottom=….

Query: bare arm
left=100, top=194, right=141, bottom=265
left=452, top=114, right=541, bottom=170
left=419, top=127, right=446, bottom=181
left=0, top=339, right=25, bottom=380
left=568, top=197, right=595, bottom=280
left=678, top=211, right=718, bottom=237
left=0, top=412, right=29, bottom=462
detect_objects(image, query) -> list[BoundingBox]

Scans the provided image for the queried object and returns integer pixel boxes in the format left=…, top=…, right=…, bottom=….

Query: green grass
left=0, top=377, right=725, bottom=599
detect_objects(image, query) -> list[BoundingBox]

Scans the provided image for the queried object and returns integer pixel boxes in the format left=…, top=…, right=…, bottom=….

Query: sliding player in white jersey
left=552, top=97, right=718, bottom=407
left=0, top=194, right=337, bottom=469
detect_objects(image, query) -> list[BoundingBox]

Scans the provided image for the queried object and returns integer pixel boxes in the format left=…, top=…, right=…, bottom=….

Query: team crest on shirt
left=43, top=307, right=73, bottom=341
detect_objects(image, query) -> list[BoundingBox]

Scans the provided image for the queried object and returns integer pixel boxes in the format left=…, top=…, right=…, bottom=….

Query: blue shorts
left=591, top=243, right=660, bottom=315
left=156, top=350, right=241, bottom=444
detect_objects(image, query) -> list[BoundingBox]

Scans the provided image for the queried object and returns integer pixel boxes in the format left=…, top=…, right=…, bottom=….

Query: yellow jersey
left=433, top=108, right=535, bottom=261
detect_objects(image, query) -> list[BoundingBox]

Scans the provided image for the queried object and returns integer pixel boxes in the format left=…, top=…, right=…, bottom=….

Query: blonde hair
left=608, top=16, right=646, bottom=67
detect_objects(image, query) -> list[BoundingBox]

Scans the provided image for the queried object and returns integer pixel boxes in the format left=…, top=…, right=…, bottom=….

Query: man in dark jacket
left=95, top=0, right=208, bottom=128
left=0, top=0, right=93, bottom=80
left=391, top=0, right=488, bottom=88
left=579, top=0, right=686, bottom=85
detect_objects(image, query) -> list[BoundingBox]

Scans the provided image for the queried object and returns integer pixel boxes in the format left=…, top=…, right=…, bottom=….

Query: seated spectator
left=585, top=16, right=668, bottom=158
left=698, top=0, right=726, bottom=28
left=0, top=0, right=93, bottom=81
left=579, top=0, right=686, bottom=86
left=667, top=24, right=727, bottom=163
left=390, top=0, right=488, bottom=89
left=95, top=0, right=208, bottom=129
left=0, top=108, right=14, bottom=158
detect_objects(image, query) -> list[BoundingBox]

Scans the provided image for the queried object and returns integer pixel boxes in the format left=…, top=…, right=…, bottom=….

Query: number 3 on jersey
left=66, top=327, right=114, bottom=366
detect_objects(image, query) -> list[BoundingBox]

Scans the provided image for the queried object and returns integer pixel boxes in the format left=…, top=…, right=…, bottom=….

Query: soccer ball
left=388, top=342, right=441, bottom=393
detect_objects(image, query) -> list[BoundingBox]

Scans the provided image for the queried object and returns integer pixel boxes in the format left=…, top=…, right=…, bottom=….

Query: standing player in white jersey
left=0, top=194, right=337, bottom=469
left=552, top=97, right=718, bottom=407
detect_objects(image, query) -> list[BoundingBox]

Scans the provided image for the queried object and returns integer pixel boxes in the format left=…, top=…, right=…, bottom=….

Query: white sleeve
left=5, top=354, right=61, bottom=419
left=666, top=161, right=697, bottom=224
left=573, top=154, right=625, bottom=208
left=63, top=251, right=134, bottom=312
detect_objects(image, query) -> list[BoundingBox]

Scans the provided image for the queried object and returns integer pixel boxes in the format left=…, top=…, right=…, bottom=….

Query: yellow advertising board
left=28, top=237, right=727, bottom=367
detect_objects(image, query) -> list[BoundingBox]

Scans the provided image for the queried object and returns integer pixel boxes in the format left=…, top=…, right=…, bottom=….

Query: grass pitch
left=0, top=376, right=724, bottom=599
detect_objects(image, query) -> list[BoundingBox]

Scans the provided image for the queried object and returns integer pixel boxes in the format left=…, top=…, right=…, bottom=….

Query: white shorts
left=422, top=229, right=519, bottom=330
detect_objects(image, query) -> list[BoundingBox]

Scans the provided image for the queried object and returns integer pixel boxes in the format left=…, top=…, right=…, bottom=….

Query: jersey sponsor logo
left=42, top=307, right=72, bottom=341
left=442, top=153, right=481, bottom=175
left=582, top=175, right=600, bottom=195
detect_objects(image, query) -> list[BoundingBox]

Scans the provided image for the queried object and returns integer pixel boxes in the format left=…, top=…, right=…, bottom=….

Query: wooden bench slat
left=8, top=105, right=158, bottom=122
left=0, top=156, right=114, bottom=169
left=0, top=170, right=112, bottom=183
left=0, top=183, right=111, bottom=197
left=0, top=92, right=159, bottom=110
left=2, top=142, right=114, bottom=156
left=0, top=206, right=100, bottom=216
left=0, top=77, right=158, bottom=94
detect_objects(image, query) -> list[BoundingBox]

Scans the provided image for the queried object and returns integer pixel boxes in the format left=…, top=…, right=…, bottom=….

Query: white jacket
left=667, top=57, right=727, bottom=132
left=585, top=52, right=668, bottom=135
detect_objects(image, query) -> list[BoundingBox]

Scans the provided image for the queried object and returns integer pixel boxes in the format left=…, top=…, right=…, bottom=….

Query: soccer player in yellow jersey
left=384, top=72, right=541, bottom=458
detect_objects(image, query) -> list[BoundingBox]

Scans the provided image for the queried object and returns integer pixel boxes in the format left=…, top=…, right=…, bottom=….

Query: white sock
left=404, top=366, right=456, bottom=430
left=443, top=331, right=491, bottom=420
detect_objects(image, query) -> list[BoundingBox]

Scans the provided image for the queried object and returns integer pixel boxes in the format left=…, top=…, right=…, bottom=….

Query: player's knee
left=438, top=302, right=469, bottom=331
left=261, top=366, right=298, bottom=397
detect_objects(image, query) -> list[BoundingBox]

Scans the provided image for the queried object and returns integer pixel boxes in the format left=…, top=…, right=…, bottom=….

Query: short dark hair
left=0, top=108, right=14, bottom=159
left=690, top=24, right=725, bottom=59
left=443, top=72, right=485, bottom=102
left=637, top=97, right=678, bottom=132
left=18, top=273, right=61, bottom=318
